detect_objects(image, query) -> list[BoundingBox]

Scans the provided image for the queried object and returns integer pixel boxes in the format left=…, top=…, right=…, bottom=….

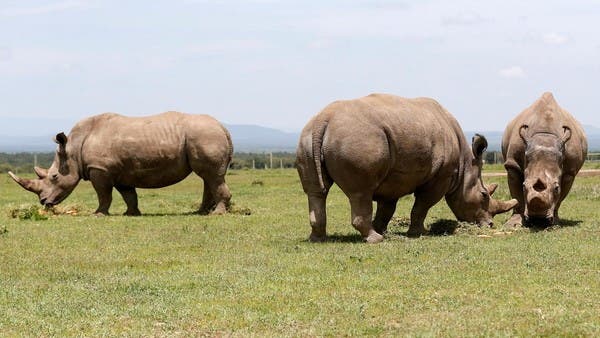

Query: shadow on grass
left=137, top=207, right=252, bottom=217
left=526, top=218, right=582, bottom=232
left=387, top=219, right=460, bottom=237
left=322, top=233, right=365, bottom=243
left=137, top=211, right=201, bottom=217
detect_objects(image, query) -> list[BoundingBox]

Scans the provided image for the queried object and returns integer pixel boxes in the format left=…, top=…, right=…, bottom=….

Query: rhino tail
left=223, top=125, right=234, bottom=166
left=312, top=118, right=329, bottom=194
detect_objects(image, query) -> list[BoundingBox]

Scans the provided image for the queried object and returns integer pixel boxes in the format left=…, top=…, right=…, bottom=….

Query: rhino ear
left=54, top=132, right=67, bottom=146
left=519, top=124, right=530, bottom=144
left=471, top=134, right=488, bottom=160
left=54, top=132, right=68, bottom=153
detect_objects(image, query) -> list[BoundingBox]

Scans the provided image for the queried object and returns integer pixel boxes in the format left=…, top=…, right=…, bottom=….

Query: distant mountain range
left=1, top=124, right=599, bottom=153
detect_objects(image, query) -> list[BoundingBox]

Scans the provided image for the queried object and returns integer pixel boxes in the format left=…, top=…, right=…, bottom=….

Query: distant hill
left=1, top=124, right=599, bottom=153
left=224, top=124, right=299, bottom=152
left=0, top=135, right=57, bottom=152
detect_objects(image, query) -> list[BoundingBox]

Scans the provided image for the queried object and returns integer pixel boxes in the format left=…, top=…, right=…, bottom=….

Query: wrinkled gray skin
left=9, top=111, right=232, bottom=216
left=297, top=94, right=518, bottom=243
left=502, top=92, right=587, bottom=227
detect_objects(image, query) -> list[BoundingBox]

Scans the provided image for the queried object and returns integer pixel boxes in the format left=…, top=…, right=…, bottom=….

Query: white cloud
left=498, top=66, right=525, bottom=79
left=186, top=39, right=268, bottom=55
left=308, top=39, right=332, bottom=50
left=0, top=47, right=11, bottom=61
left=0, top=0, right=96, bottom=17
left=542, top=33, right=569, bottom=45
left=442, top=11, right=488, bottom=26
left=0, top=47, right=133, bottom=75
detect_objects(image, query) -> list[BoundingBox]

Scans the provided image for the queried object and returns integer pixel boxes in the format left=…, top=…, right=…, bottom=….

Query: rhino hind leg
left=307, top=192, right=328, bottom=242
left=349, top=193, right=384, bottom=243
left=372, top=199, right=398, bottom=234
left=116, top=185, right=141, bottom=216
left=205, top=175, right=231, bottom=215
left=89, top=169, right=113, bottom=216
left=198, top=180, right=216, bottom=215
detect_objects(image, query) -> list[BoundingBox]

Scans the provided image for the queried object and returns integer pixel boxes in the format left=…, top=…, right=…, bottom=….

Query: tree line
left=0, top=151, right=509, bottom=173
left=0, top=152, right=300, bottom=173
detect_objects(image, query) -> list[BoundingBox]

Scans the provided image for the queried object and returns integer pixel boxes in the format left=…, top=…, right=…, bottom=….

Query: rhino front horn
left=8, top=171, right=41, bottom=194
left=493, top=198, right=519, bottom=215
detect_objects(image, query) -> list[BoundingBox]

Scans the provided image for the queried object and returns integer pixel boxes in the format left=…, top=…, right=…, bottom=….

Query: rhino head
left=519, top=124, right=571, bottom=225
left=447, top=134, right=519, bottom=227
left=9, top=132, right=80, bottom=207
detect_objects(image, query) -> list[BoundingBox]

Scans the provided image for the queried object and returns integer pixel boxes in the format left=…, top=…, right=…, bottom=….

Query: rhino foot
left=210, top=207, right=227, bottom=215
left=123, top=209, right=141, bottom=216
left=94, top=211, right=108, bottom=217
left=365, top=231, right=384, bottom=244
left=503, top=214, right=523, bottom=229
left=406, top=226, right=426, bottom=238
left=309, top=233, right=327, bottom=243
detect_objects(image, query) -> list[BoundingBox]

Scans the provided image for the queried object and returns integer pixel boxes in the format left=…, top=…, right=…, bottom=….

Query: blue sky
left=1, top=0, right=599, bottom=135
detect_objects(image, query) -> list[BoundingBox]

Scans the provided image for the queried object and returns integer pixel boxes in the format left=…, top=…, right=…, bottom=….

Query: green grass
left=0, top=168, right=599, bottom=336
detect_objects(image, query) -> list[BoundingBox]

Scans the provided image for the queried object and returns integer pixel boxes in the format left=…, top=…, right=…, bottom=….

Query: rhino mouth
left=40, top=198, right=54, bottom=207
left=40, top=195, right=67, bottom=208
left=523, top=215, right=554, bottom=228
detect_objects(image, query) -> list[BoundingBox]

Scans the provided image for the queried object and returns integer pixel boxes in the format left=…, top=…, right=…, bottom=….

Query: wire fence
left=481, top=151, right=600, bottom=164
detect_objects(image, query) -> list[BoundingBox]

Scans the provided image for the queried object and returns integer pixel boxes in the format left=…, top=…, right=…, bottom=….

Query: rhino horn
left=492, top=198, right=518, bottom=215
left=34, top=166, right=48, bottom=179
left=8, top=171, right=42, bottom=194
left=486, top=183, right=498, bottom=196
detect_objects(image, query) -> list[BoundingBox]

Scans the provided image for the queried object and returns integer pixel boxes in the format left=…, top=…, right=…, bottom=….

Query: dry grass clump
left=8, top=203, right=84, bottom=220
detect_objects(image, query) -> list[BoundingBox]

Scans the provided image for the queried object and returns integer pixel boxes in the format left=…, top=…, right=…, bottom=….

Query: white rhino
left=502, top=92, right=587, bottom=227
left=296, top=94, right=517, bottom=243
left=9, top=111, right=232, bottom=215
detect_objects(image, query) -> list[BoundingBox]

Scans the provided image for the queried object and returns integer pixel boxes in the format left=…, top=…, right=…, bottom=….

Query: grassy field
left=0, top=168, right=599, bottom=336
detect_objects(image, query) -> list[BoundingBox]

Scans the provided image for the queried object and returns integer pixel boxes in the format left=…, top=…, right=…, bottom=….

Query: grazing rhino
left=502, top=92, right=587, bottom=227
left=296, top=93, right=518, bottom=243
left=9, top=111, right=233, bottom=216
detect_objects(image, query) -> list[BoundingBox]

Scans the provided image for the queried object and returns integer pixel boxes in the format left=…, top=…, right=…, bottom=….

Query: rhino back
left=320, top=94, right=464, bottom=198
left=76, top=112, right=230, bottom=187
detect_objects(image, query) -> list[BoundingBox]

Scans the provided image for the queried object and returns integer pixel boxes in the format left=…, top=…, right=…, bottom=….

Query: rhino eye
left=50, top=174, right=59, bottom=181
left=481, top=190, right=489, bottom=199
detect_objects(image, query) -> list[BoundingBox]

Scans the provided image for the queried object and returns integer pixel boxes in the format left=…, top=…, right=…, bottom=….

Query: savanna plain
left=0, top=166, right=599, bottom=336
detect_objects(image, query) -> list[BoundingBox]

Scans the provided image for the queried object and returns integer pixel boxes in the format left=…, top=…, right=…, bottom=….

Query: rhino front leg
left=407, top=187, right=445, bottom=237
left=504, top=168, right=525, bottom=228
left=373, top=199, right=398, bottom=234
left=116, top=185, right=141, bottom=216
left=89, top=169, right=113, bottom=216
left=553, top=174, right=575, bottom=225
left=349, top=193, right=383, bottom=243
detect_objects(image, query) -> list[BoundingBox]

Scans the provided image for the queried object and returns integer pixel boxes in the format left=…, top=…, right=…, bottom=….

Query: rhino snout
left=40, top=197, right=55, bottom=207
left=527, top=196, right=550, bottom=214
left=479, top=219, right=494, bottom=227
left=532, top=178, right=547, bottom=192
left=524, top=214, right=554, bottom=227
